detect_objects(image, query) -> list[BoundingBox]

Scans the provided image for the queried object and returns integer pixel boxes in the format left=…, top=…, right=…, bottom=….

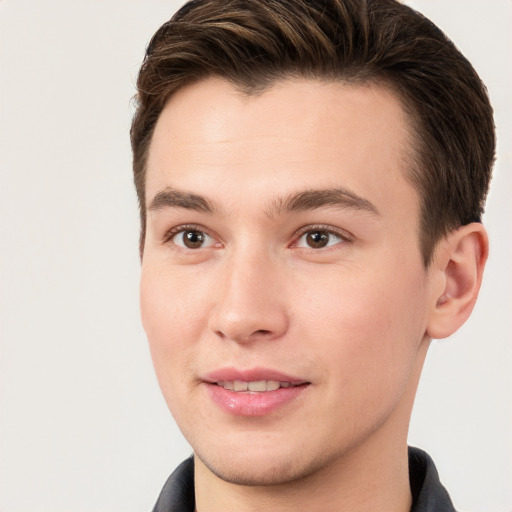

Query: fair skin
left=140, top=77, right=487, bottom=512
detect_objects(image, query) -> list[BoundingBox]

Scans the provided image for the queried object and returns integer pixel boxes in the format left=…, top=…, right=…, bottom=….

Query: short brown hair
left=131, top=0, right=495, bottom=265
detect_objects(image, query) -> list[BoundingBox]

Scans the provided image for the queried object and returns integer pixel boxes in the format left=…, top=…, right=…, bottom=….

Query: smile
left=216, top=380, right=296, bottom=392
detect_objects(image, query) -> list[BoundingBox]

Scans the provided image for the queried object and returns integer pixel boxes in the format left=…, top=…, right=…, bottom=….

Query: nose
left=208, top=249, right=289, bottom=343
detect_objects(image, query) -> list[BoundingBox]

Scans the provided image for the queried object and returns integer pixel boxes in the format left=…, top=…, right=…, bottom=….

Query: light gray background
left=0, top=1, right=510, bottom=511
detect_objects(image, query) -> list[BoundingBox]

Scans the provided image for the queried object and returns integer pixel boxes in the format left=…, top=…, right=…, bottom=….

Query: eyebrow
left=148, top=187, right=216, bottom=214
left=271, top=188, right=379, bottom=216
left=147, top=186, right=379, bottom=216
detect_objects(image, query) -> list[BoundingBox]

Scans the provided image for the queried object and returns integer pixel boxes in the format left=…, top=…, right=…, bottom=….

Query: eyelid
left=291, top=224, right=354, bottom=247
left=162, top=224, right=220, bottom=248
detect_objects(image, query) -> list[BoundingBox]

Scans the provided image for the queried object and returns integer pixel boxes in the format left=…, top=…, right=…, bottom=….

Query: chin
left=199, top=454, right=305, bottom=486
left=194, top=443, right=333, bottom=487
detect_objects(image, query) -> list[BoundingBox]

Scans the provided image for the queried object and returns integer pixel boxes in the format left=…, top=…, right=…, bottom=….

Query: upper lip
left=202, top=367, right=308, bottom=385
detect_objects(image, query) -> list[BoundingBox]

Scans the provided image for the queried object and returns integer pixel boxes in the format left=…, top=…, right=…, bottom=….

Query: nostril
left=214, top=328, right=275, bottom=342
left=208, top=301, right=289, bottom=343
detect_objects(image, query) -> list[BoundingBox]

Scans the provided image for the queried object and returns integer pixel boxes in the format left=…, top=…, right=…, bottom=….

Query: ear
left=426, top=223, right=488, bottom=340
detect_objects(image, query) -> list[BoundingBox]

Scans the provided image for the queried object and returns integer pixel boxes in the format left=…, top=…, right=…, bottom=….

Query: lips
left=204, top=367, right=307, bottom=385
left=202, top=367, right=309, bottom=416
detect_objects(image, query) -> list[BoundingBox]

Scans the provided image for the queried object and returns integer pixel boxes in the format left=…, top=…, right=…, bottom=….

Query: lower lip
left=205, top=383, right=308, bottom=416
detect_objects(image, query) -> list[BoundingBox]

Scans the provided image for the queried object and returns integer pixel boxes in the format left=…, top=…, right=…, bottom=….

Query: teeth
left=218, top=380, right=295, bottom=392
left=248, top=380, right=267, bottom=392
left=233, top=380, right=248, bottom=391
left=265, top=380, right=280, bottom=391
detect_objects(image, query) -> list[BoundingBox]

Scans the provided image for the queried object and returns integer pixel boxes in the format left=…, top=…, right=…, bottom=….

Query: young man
left=130, top=1, right=494, bottom=510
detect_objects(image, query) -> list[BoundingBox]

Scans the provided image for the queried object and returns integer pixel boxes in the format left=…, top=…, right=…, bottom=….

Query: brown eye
left=306, top=231, right=329, bottom=248
left=296, top=229, right=344, bottom=249
left=172, top=229, right=212, bottom=249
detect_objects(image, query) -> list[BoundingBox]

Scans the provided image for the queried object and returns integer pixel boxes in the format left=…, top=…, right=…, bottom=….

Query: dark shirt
left=152, top=446, right=456, bottom=512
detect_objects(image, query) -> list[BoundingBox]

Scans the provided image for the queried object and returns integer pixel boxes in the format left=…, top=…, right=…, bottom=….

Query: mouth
left=202, top=368, right=310, bottom=416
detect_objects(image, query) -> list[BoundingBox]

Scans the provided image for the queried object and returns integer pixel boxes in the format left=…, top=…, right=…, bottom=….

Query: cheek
left=140, top=265, right=213, bottom=430
left=297, top=261, right=426, bottom=336
left=295, top=264, right=428, bottom=392
left=140, top=265, right=208, bottom=387
left=141, top=264, right=206, bottom=337
left=297, top=273, right=427, bottom=442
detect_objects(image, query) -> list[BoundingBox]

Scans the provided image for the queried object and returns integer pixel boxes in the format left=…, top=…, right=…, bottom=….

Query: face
left=141, top=77, right=436, bottom=485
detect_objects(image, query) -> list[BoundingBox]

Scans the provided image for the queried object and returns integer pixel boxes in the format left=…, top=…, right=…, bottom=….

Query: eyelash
left=163, top=224, right=213, bottom=244
left=292, top=225, right=353, bottom=249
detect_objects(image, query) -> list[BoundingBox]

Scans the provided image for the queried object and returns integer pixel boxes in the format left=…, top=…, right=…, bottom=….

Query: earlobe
left=426, top=223, right=488, bottom=340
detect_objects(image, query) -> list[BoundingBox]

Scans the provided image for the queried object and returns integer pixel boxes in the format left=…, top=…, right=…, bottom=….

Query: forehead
left=146, top=77, right=417, bottom=218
